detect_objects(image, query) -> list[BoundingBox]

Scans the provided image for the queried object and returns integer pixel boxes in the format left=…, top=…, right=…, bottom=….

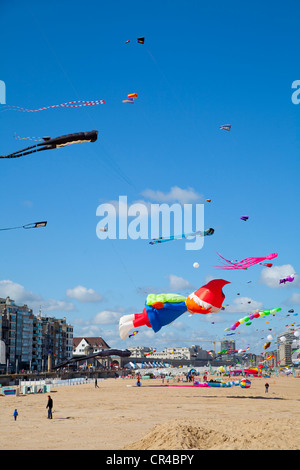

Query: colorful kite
left=119, top=279, right=229, bottom=339
left=144, top=349, right=156, bottom=356
left=128, top=330, right=139, bottom=338
left=215, top=252, right=278, bottom=270
left=149, top=228, right=214, bottom=245
left=220, top=124, right=231, bottom=131
left=279, top=275, right=294, bottom=284
left=260, top=263, right=273, bottom=268
left=225, top=308, right=282, bottom=331
left=137, top=37, right=145, bottom=44
left=123, top=93, right=137, bottom=103
left=0, top=221, right=47, bottom=231
left=0, top=130, right=98, bottom=159
left=1, top=100, right=105, bottom=113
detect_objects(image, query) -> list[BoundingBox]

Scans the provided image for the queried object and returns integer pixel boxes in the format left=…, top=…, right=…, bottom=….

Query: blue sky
left=0, top=0, right=299, bottom=355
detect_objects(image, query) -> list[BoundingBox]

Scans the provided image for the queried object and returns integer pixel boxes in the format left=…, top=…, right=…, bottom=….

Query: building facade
left=0, top=297, right=73, bottom=372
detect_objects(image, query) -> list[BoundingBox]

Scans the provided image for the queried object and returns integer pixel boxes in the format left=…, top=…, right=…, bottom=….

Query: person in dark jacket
left=46, top=395, right=53, bottom=419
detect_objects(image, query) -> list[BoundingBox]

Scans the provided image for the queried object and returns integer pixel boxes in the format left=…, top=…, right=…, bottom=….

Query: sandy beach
left=1, top=375, right=299, bottom=450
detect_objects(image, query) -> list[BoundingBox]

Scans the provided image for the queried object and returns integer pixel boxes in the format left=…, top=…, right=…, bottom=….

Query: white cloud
left=93, top=310, right=121, bottom=325
left=287, top=293, right=300, bottom=305
left=66, top=285, right=103, bottom=303
left=225, top=297, right=264, bottom=314
left=0, top=280, right=75, bottom=314
left=0, top=280, right=40, bottom=305
left=167, top=274, right=194, bottom=292
left=141, top=186, right=203, bottom=204
left=260, top=264, right=299, bottom=289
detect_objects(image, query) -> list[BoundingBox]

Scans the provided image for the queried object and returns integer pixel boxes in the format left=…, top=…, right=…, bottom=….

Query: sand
left=1, top=375, right=299, bottom=450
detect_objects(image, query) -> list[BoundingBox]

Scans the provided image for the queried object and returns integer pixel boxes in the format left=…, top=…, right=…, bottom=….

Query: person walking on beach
left=13, top=409, right=18, bottom=421
left=265, top=382, right=269, bottom=393
left=46, top=395, right=53, bottom=419
left=95, top=378, right=99, bottom=388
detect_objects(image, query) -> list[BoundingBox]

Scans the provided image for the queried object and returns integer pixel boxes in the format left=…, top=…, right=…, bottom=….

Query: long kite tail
left=0, top=100, right=105, bottom=112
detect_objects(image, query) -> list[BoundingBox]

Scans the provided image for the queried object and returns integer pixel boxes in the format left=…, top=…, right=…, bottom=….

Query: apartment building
left=0, top=297, right=73, bottom=372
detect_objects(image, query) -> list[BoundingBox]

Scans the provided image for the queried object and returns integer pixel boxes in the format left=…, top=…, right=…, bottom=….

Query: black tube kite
left=52, top=348, right=131, bottom=370
left=0, top=221, right=47, bottom=231
left=0, top=130, right=98, bottom=159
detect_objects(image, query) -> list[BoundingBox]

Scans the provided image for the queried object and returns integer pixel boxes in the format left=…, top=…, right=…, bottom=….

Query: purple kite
left=279, top=275, right=294, bottom=284
left=215, top=252, right=278, bottom=270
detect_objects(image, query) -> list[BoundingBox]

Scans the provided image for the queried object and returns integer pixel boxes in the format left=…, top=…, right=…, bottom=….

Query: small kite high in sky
left=220, top=124, right=231, bottom=131
left=0, top=221, right=47, bottom=231
left=215, top=252, right=278, bottom=270
left=0, top=130, right=98, bottom=159
left=279, top=274, right=294, bottom=284
left=1, top=100, right=105, bottom=113
left=149, top=228, right=214, bottom=245
left=137, top=37, right=145, bottom=44
left=240, top=216, right=249, bottom=221
left=122, top=93, right=137, bottom=103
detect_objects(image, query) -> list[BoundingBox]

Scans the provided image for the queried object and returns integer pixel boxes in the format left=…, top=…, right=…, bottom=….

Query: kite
left=144, top=349, right=156, bottom=356
left=119, top=279, right=229, bottom=339
left=0, top=221, right=47, bottom=231
left=206, top=199, right=211, bottom=202
left=279, top=275, right=294, bottom=284
left=52, top=348, right=131, bottom=369
left=1, top=100, right=105, bottom=113
left=260, top=263, right=273, bottom=268
left=123, top=93, right=137, bottom=103
left=226, top=308, right=282, bottom=331
left=99, top=227, right=108, bottom=232
left=263, top=342, right=271, bottom=350
left=128, top=330, right=139, bottom=338
left=0, top=130, right=98, bottom=159
left=137, top=37, right=145, bottom=44
left=240, top=216, right=249, bottom=221
left=193, top=262, right=199, bottom=268
left=215, top=252, right=278, bottom=270
left=125, top=40, right=130, bottom=44
left=220, top=124, right=231, bottom=131
left=150, top=228, right=214, bottom=245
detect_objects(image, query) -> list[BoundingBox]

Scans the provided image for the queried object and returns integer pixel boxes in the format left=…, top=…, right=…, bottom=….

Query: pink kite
left=215, top=252, right=278, bottom=270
